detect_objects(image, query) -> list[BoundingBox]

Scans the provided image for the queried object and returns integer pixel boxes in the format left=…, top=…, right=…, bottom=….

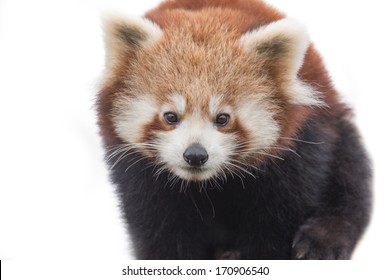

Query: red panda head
left=99, top=9, right=321, bottom=182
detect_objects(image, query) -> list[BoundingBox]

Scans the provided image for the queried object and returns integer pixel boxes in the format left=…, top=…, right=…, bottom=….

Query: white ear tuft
left=103, top=16, right=163, bottom=68
left=240, top=18, right=309, bottom=75
left=240, top=19, right=322, bottom=106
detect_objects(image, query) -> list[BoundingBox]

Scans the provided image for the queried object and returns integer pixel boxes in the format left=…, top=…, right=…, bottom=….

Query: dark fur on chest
left=106, top=115, right=371, bottom=259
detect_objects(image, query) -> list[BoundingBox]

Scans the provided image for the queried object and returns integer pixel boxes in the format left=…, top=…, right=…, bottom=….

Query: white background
left=0, top=0, right=389, bottom=261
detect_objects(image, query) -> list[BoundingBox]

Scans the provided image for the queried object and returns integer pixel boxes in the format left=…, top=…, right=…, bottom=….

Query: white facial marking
left=113, top=92, right=281, bottom=182
left=238, top=98, right=280, bottom=149
left=156, top=94, right=280, bottom=181
left=288, top=80, right=324, bottom=106
left=209, top=95, right=223, bottom=116
left=171, top=93, right=186, bottom=114
left=209, top=94, right=233, bottom=117
left=157, top=114, right=236, bottom=181
left=112, top=94, right=157, bottom=144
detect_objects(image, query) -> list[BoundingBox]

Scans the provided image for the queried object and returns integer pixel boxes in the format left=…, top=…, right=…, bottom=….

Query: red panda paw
left=291, top=217, right=354, bottom=260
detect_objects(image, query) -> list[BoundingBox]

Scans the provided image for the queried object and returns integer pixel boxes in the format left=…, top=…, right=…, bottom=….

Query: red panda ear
left=103, top=16, right=163, bottom=69
left=240, top=19, right=322, bottom=106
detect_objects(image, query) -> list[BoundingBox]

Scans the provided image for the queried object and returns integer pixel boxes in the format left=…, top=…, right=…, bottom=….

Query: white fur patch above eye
left=170, top=93, right=186, bottom=114
left=209, top=95, right=233, bottom=117
left=209, top=95, right=223, bottom=116
left=160, top=94, right=186, bottom=121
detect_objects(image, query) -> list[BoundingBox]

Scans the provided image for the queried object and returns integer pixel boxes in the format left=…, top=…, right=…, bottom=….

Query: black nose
left=183, top=143, right=208, bottom=167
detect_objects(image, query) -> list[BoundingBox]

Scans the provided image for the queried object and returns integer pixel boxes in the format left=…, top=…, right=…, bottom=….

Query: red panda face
left=162, top=93, right=283, bottom=181
left=100, top=11, right=321, bottom=182
left=112, top=90, right=280, bottom=181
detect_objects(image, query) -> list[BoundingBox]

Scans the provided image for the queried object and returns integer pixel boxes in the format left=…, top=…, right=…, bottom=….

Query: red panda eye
left=164, top=112, right=179, bottom=125
left=215, top=114, right=230, bottom=126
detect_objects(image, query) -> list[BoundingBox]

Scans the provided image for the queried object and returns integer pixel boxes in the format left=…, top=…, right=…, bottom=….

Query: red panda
left=97, top=0, right=372, bottom=259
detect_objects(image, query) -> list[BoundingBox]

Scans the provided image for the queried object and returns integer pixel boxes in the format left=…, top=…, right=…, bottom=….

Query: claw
left=296, top=251, right=306, bottom=259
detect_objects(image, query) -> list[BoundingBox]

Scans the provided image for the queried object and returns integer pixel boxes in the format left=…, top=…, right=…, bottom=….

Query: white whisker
left=204, top=189, right=215, bottom=218
left=125, top=157, right=147, bottom=172
left=280, top=137, right=324, bottom=145
left=272, top=145, right=302, bottom=158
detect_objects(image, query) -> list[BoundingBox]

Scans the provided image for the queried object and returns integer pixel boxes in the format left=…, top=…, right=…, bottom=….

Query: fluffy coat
left=96, top=0, right=372, bottom=259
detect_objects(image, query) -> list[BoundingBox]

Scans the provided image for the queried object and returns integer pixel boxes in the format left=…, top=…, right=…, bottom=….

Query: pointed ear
left=240, top=19, right=322, bottom=106
left=103, top=16, right=163, bottom=69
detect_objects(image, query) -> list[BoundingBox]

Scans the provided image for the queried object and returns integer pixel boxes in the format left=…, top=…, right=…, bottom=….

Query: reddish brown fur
left=140, top=113, right=177, bottom=144
left=97, top=81, right=124, bottom=147
left=146, top=0, right=284, bottom=31
left=145, top=0, right=342, bottom=151
left=98, top=0, right=343, bottom=153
